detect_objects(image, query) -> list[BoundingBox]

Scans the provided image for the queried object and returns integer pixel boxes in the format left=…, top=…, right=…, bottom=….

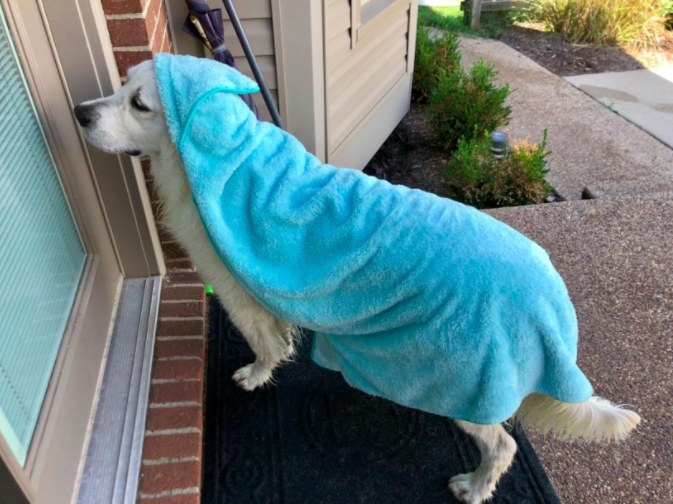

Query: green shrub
left=412, top=27, right=461, bottom=102
left=443, top=131, right=552, bottom=209
left=664, top=0, right=673, bottom=29
left=426, top=60, right=511, bottom=153
left=529, top=0, right=670, bottom=46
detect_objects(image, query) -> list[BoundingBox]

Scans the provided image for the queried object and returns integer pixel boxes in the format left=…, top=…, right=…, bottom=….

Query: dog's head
left=74, top=60, right=170, bottom=157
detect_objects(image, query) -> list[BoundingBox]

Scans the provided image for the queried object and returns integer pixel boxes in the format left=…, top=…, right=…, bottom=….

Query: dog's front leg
left=449, top=421, right=517, bottom=504
left=228, top=306, right=297, bottom=390
left=162, top=199, right=297, bottom=390
left=210, top=270, right=297, bottom=390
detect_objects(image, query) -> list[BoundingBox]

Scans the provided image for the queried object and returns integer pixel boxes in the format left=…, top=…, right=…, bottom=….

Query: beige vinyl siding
left=164, top=0, right=418, bottom=166
left=325, top=0, right=413, bottom=158
left=165, top=0, right=279, bottom=123
left=268, top=0, right=326, bottom=158
left=221, top=3, right=280, bottom=121
left=325, top=0, right=351, bottom=39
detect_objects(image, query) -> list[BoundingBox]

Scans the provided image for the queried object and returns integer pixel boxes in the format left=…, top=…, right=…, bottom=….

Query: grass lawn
left=418, top=6, right=466, bottom=31
left=418, top=5, right=515, bottom=37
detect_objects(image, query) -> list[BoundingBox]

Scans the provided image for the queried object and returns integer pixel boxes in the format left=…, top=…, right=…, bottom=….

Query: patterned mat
left=203, top=299, right=561, bottom=504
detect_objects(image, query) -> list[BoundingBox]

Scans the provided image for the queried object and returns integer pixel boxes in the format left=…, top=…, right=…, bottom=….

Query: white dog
left=74, top=59, right=640, bottom=504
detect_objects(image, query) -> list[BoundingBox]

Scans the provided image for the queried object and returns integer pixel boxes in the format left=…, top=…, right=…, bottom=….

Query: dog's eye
left=131, top=94, right=151, bottom=112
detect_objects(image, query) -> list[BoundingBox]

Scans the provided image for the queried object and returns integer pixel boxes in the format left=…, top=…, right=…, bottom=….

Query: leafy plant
left=443, top=131, right=552, bottom=209
left=665, top=0, right=673, bottom=29
left=426, top=60, right=511, bottom=153
left=412, top=27, right=461, bottom=102
left=413, top=5, right=553, bottom=209
left=529, top=0, right=670, bottom=47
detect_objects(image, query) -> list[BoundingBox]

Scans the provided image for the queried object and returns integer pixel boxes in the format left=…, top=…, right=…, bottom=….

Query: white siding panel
left=325, top=31, right=351, bottom=71
left=329, top=50, right=407, bottom=147
left=222, top=1, right=280, bottom=121
left=223, top=18, right=275, bottom=57
left=328, top=13, right=407, bottom=88
left=325, top=1, right=412, bottom=154
left=329, top=75, right=411, bottom=168
left=166, top=0, right=282, bottom=122
left=325, top=0, right=351, bottom=41
left=330, top=37, right=407, bottom=112
left=230, top=55, right=278, bottom=89
left=222, top=0, right=271, bottom=19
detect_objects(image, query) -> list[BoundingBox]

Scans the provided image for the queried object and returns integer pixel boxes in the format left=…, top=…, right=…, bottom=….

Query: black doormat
left=203, top=299, right=561, bottom=504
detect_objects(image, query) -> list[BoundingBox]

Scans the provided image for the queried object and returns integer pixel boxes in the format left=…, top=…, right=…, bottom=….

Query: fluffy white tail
left=514, top=394, right=641, bottom=442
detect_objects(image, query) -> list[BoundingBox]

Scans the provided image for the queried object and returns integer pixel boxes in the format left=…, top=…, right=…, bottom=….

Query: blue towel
left=154, top=54, right=593, bottom=424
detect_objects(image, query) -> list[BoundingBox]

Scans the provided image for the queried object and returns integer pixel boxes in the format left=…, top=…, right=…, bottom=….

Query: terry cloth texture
left=154, top=53, right=593, bottom=425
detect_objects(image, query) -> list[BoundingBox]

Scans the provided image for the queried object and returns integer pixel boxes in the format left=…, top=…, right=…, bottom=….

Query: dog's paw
left=449, top=473, right=492, bottom=504
left=232, top=363, right=272, bottom=391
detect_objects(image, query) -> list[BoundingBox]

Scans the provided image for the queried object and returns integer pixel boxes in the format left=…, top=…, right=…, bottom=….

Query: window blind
left=0, top=6, right=86, bottom=467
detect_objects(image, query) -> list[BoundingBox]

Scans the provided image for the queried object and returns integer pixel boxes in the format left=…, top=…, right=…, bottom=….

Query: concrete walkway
left=458, top=37, right=673, bottom=503
left=460, top=37, right=673, bottom=201
left=566, top=66, right=673, bottom=149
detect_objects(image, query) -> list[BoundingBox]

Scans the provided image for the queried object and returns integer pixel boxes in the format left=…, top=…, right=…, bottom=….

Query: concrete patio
left=460, top=37, right=673, bottom=502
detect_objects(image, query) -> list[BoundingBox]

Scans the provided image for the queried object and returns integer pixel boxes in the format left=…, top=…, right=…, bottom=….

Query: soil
left=364, top=23, right=673, bottom=197
left=498, top=22, right=673, bottom=76
left=364, top=101, right=454, bottom=197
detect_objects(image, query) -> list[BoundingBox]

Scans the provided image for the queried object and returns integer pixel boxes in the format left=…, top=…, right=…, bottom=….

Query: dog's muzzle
left=73, top=103, right=98, bottom=128
left=73, top=103, right=142, bottom=157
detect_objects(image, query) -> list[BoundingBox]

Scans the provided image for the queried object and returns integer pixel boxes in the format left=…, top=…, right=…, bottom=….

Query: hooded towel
left=154, top=53, right=593, bottom=424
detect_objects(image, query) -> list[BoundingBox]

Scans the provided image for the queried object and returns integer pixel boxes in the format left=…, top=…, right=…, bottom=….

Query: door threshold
left=77, top=276, right=162, bottom=504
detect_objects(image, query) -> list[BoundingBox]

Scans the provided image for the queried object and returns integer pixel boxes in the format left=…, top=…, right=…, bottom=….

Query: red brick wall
left=102, top=0, right=173, bottom=75
left=139, top=264, right=205, bottom=504
left=98, top=3, right=207, bottom=504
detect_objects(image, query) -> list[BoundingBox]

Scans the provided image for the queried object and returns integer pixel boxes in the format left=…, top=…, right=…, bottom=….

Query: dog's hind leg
left=449, top=421, right=517, bottom=504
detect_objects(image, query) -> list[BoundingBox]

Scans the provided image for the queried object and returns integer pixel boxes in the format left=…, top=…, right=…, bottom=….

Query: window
left=0, top=3, right=86, bottom=468
left=0, top=1, right=153, bottom=502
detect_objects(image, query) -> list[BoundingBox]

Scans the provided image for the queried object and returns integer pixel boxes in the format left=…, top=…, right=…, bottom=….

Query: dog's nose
left=73, top=103, right=96, bottom=128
